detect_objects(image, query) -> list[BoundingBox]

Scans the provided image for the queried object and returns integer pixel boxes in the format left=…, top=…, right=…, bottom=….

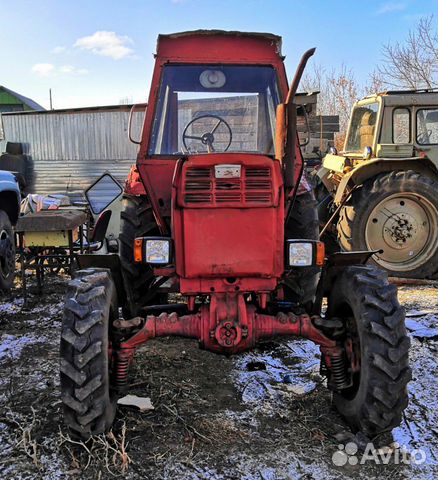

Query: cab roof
left=363, top=88, right=438, bottom=99
left=155, top=30, right=284, bottom=64
left=159, top=30, right=281, bottom=42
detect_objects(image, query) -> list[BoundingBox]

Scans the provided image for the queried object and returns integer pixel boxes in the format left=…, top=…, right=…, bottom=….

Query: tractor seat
left=80, top=209, right=112, bottom=252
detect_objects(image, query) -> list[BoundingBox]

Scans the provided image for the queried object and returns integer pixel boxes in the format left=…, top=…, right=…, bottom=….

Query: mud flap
left=312, top=250, right=379, bottom=314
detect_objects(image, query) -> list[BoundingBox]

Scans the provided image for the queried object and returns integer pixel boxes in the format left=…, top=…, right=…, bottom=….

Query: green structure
left=0, top=86, right=45, bottom=113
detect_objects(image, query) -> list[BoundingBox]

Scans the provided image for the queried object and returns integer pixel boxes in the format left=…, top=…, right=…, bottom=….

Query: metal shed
left=0, top=104, right=146, bottom=197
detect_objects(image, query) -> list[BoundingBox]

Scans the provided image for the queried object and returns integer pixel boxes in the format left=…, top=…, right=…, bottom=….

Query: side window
left=393, top=108, right=410, bottom=143
left=417, top=108, right=438, bottom=145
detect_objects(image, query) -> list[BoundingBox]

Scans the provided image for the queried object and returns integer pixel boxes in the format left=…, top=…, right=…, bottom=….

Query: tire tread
left=60, top=268, right=117, bottom=438
left=329, top=265, right=411, bottom=436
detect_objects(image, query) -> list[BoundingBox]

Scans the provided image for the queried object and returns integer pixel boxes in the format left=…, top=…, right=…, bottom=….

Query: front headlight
left=134, top=237, right=172, bottom=264
left=288, top=242, right=313, bottom=266
left=363, top=146, right=372, bottom=160
left=145, top=239, right=171, bottom=264
left=286, top=240, right=325, bottom=267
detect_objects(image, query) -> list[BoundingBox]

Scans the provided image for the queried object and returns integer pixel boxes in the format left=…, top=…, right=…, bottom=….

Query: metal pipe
left=319, top=186, right=358, bottom=238
left=286, top=48, right=316, bottom=106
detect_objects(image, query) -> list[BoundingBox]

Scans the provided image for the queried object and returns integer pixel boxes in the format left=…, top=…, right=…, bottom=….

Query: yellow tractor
left=318, top=89, right=438, bottom=279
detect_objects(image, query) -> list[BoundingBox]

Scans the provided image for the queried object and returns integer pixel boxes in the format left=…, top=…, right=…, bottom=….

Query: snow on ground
left=0, top=277, right=437, bottom=479
left=233, top=339, right=320, bottom=409
left=392, top=294, right=438, bottom=469
left=0, top=297, right=24, bottom=315
left=0, top=334, right=47, bottom=361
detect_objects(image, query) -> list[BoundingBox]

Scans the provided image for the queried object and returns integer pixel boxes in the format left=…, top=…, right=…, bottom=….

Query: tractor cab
left=322, top=90, right=438, bottom=179
left=127, top=32, right=300, bottom=224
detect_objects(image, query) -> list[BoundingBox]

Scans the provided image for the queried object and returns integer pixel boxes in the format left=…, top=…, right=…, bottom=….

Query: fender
left=124, top=164, right=147, bottom=196
left=333, top=157, right=438, bottom=205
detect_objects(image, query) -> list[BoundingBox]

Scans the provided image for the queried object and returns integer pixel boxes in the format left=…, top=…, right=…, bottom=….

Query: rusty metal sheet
left=15, top=209, right=87, bottom=232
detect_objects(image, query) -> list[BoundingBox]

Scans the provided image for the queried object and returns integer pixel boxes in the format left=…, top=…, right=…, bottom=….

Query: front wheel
left=327, top=265, right=411, bottom=436
left=60, top=268, right=118, bottom=438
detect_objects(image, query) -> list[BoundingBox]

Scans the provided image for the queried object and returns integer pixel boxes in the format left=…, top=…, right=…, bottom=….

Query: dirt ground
left=0, top=274, right=437, bottom=480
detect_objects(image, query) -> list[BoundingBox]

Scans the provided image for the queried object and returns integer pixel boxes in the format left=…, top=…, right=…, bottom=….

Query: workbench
left=15, top=209, right=87, bottom=305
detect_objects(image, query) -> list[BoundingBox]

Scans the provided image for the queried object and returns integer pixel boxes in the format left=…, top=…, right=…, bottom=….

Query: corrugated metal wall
left=0, top=109, right=145, bottom=196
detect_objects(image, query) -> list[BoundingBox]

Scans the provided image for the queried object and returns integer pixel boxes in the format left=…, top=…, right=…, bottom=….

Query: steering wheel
left=182, top=114, right=232, bottom=153
left=417, top=129, right=433, bottom=144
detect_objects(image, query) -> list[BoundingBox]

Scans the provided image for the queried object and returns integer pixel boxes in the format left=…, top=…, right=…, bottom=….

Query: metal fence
left=0, top=107, right=146, bottom=197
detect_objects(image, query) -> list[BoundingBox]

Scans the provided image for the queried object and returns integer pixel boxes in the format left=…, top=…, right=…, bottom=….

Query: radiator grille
left=183, top=165, right=273, bottom=206
left=244, top=192, right=272, bottom=203
left=184, top=193, right=213, bottom=203
left=245, top=167, right=271, bottom=177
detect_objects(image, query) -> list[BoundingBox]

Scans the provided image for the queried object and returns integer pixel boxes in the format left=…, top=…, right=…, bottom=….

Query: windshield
left=149, top=65, right=280, bottom=156
left=344, top=102, right=379, bottom=153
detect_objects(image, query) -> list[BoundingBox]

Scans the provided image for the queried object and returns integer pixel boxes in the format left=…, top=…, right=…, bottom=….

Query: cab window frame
left=416, top=108, right=438, bottom=146
left=344, top=101, right=380, bottom=154
left=148, top=64, right=281, bottom=157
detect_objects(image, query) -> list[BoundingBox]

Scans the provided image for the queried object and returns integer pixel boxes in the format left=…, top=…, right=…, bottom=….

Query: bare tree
left=301, top=63, right=360, bottom=148
left=364, top=70, right=386, bottom=96
left=301, top=63, right=328, bottom=110
left=377, top=15, right=438, bottom=89
left=301, top=63, right=338, bottom=116
left=299, top=15, right=437, bottom=151
left=326, top=65, right=359, bottom=133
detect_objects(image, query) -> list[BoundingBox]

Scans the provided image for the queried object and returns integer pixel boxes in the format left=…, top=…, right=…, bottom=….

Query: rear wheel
left=0, top=210, right=15, bottom=291
left=283, top=190, right=320, bottom=308
left=327, top=265, right=411, bottom=436
left=60, top=268, right=118, bottom=438
left=338, top=170, right=438, bottom=278
left=119, top=195, right=161, bottom=317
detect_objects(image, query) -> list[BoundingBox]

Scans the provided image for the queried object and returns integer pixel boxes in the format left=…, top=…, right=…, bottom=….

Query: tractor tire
left=0, top=210, right=15, bottom=291
left=60, top=268, right=118, bottom=438
left=327, top=265, right=411, bottom=436
left=119, top=195, right=160, bottom=317
left=338, top=170, right=438, bottom=279
left=284, top=190, right=320, bottom=308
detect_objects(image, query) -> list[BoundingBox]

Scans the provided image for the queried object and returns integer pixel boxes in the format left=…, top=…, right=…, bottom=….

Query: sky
left=0, top=0, right=436, bottom=110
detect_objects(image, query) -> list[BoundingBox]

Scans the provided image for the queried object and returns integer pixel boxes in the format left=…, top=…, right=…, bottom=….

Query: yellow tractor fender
left=333, top=157, right=438, bottom=205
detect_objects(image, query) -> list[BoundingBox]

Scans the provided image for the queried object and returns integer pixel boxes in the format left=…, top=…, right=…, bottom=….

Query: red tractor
left=60, top=31, right=411, bottom=439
